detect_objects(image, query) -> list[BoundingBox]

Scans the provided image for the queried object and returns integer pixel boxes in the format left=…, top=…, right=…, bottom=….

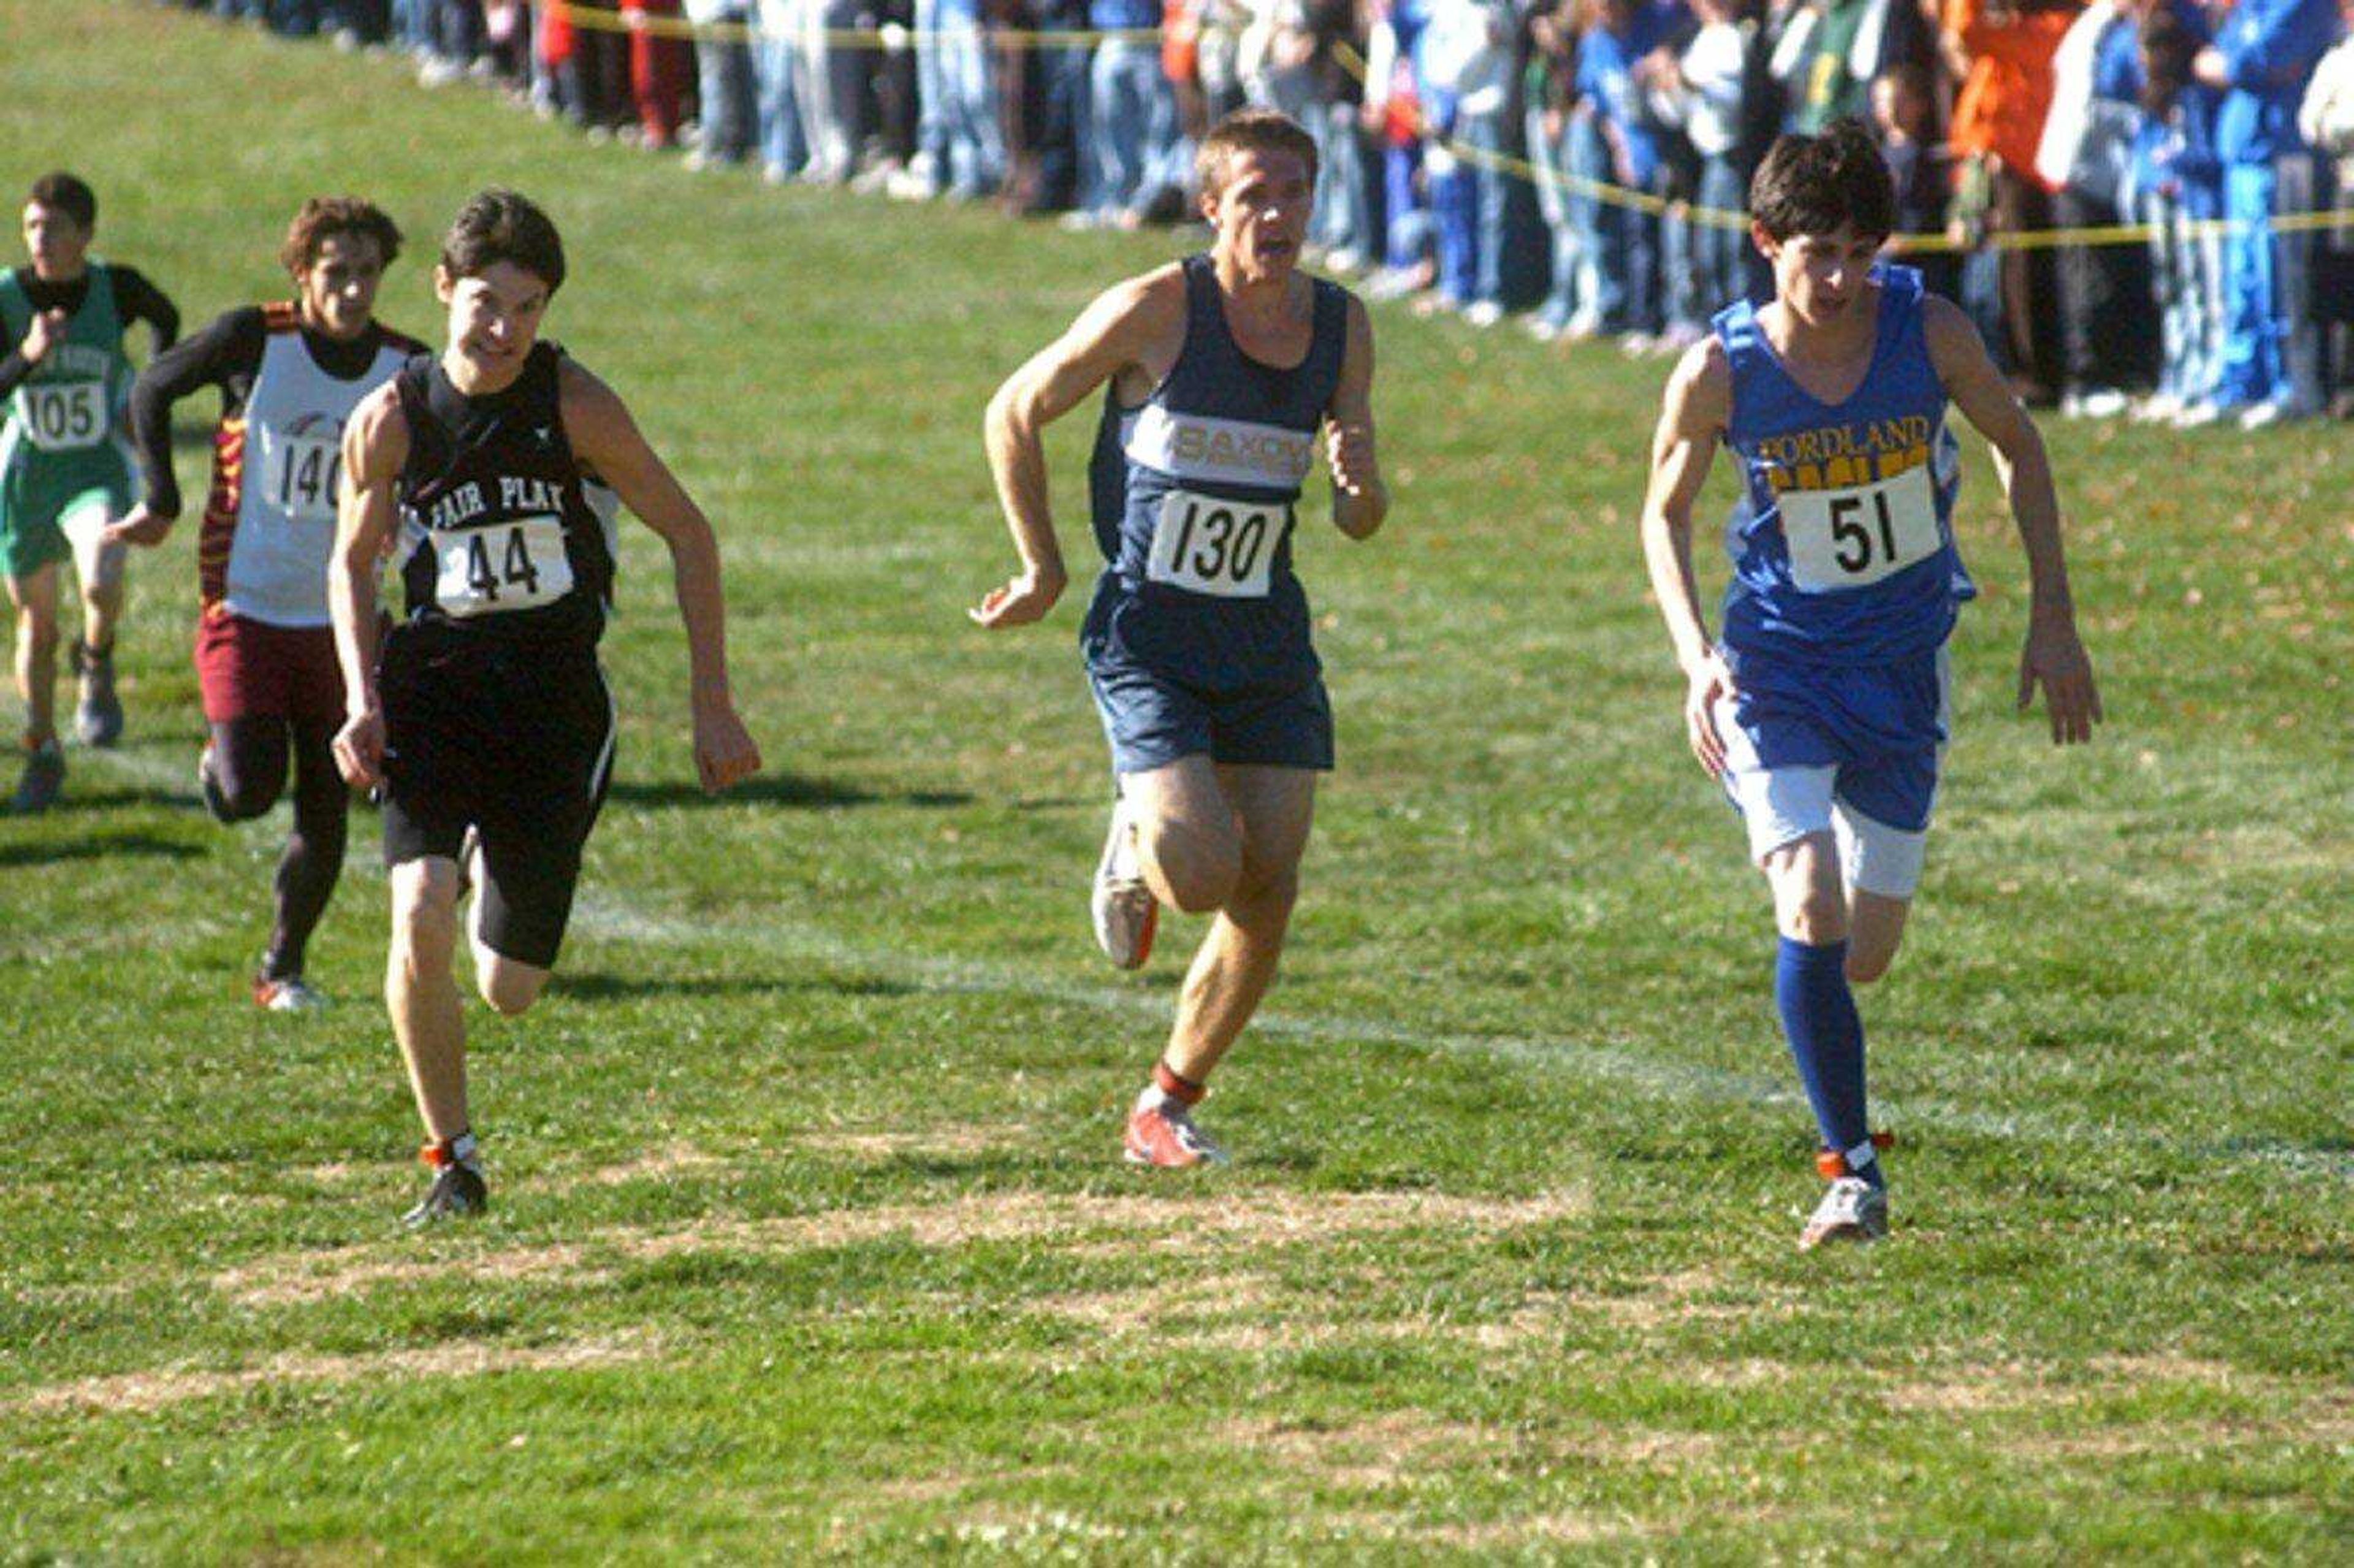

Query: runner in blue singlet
left=972, top=110, right=1390, bottom=1170
left=1637, top=121, right=2101, bottom=1249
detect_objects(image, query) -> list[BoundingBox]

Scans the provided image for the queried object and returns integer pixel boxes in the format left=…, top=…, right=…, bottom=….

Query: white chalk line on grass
left=563, top=891, right=2354, bottom=1182
left=28, top=728, right=2351, bottom=1181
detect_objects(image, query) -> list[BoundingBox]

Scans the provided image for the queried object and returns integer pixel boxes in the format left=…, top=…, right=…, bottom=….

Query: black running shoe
left=10, top=740, right=64, bottom=814
left=403, top=1157, right=489, bottom=1229
left=74, top=642, right=122, bottom=749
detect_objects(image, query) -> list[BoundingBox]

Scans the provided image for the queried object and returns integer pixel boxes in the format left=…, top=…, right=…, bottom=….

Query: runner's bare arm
left=1327, top=295, right=1387, bottom=540
left=972, top=268, right=1187, bottom=628
left=1639, top=338, right=1739, bottom=778
left=1923, top=294, right=2100, bottom=744
left=327, top=382, right=407, bottom=789
left=560, top=360, right=762, bottom=794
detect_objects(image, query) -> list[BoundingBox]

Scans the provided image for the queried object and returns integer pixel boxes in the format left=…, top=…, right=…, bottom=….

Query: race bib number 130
left=1146, top=490, right=1287, bottom=599
left=433, top=515, right=574, bottom=617
left=1780, top=462, right=1941, bottom=593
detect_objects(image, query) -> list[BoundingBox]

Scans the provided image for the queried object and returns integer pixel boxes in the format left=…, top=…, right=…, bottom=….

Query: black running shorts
left=378, top=625, right=614, bottom=969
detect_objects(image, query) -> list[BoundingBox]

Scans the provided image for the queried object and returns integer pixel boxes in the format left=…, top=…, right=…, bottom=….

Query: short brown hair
left=279, top=196, right=403, bottom=275
left=1195, top=109, right=1319, bottom=201
left=27, top=172, right=96, bottom=230
left=439, top=189, right=565, bottom=295
left=1748, top=119, right=1895, bottom=245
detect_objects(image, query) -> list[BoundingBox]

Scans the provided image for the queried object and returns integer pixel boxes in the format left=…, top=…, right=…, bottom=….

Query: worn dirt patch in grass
left=213, top=1186, right=1593, bottom=1307
left=1221, top=1409, right=1718, bottom=1494
left=794, top=1123, right=1029, bottom=1160
left=11, top=1334, right=655, bottom=1417
left=576, top=1144, right=741, bottom=1186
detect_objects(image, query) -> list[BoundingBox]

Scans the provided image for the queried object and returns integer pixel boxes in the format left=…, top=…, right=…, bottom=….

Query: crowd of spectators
left=185, top=0, right=2354, bottom=425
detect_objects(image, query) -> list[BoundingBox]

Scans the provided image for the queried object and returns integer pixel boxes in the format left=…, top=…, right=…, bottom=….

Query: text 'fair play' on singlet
left=202, top=305, right=417, bottom=628
left=1083, top=253, right=1349, bottom=690
left=1714, top=264, right=1976, bottom=669
left=392, top=343, right=617, bottom=650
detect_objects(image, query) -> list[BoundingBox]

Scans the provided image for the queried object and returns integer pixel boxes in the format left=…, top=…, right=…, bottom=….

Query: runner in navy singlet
left=330, top=191, right=763, bottom=1227
left=1637, top=123, right=2100, bottom=1249
left=972, top=110, right=1390, bottom=1169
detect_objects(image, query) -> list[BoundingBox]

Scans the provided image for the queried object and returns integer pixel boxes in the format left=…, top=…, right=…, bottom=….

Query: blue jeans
left=2143, top=185, right=2225, bottom=406
left=1454, top=107, right=1509, bottom=306
left=756, top=29, right=809, bottom=175
left=1310, top=99, right=1371, bottom=261
left=1569, top=115, right=1657, bottom=332
left=1689, top=155, right=1746, bottom=321
left=935, top=19, right=1003, bottom=194
left=1525, top=107, right=1585, bottom=327
left=1089, top=40, right=1172, bottom=218
left=1382, top=137, right=1428, bottom=273
left=696, top=9, right=758, bottom=164
left=2217, top=153, right=2326, bottom=411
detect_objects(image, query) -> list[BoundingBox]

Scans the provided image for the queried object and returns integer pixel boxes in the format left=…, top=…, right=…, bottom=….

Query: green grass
left=4, top=2, right=2351, bottom=1559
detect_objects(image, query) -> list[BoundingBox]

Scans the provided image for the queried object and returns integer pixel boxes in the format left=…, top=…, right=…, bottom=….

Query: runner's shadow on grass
left=5, top=785, right=196, bottom=819
left=561, top=970, right=923, bottom=1002
left=0, top=831, right=202, bottom=866
left=605, top=772, right=972, bottom=812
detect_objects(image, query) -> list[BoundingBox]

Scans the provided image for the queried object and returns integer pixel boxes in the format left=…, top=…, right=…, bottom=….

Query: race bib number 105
left=1779, top=462, right=1942, bottom=593
left=433, top=515, right=574, bottom=617
left=1146, top=489, right=1287, bottom=599
left=19, top=382, right=107, bottom=452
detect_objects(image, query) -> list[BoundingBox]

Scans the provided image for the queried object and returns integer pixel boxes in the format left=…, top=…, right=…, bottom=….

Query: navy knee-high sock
left=1774, top=937, right=1880, bottom=1186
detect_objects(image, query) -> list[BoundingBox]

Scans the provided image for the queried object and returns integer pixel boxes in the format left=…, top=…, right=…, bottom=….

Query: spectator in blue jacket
left=1571, top=0, right=1678, bottom=337
left=2197, top=0, right=2344, bottom=425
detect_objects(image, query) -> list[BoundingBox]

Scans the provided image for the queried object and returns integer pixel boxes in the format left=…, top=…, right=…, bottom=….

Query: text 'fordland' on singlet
left=392, top=343, right=616, bottom=649
left=1715, top=264, right=1976, bottom=668
left=1083, top=253, right=1349, bottom=689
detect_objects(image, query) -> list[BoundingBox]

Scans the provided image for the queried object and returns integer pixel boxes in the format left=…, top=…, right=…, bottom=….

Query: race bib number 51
left=19, top=382, right=107, bottom=452
left=1780, top=462, right=1941, bottom=593
left=433, top=515, right=573, bottom=617
left=1146, top=490, right=1287, bottom=599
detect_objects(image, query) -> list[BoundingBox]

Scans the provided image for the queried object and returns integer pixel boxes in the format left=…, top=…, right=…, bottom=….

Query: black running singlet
left=391, top=343, right=615, bottom=648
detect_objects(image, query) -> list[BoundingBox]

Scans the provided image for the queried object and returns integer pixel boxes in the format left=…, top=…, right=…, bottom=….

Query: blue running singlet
left=1714, top=264, right=1975, bottom=672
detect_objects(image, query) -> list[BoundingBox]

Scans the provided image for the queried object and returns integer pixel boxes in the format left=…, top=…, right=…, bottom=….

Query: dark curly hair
left=279, top=196, right=404, bottom=275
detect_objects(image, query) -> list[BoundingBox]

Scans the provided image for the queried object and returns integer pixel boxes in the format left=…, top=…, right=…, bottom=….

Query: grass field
left=4, top=2, right=2351, bottom=1559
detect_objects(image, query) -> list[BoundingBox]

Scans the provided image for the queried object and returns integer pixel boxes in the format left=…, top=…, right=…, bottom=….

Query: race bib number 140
left=1779, top=462, right=1942, bottom=593
left=433, top=515, right=574, bottom=617
left=1146, top=489, right=1287, bottom=599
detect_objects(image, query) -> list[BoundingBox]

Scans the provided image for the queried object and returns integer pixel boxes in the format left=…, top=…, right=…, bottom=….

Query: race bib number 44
left=1780, top=462, right=1941, bottom=593
left=18, top=382, right=107, bottom=452
left=433, top=515, right=573, bottom=617
left=1146, top=489, right=1287, bottom=599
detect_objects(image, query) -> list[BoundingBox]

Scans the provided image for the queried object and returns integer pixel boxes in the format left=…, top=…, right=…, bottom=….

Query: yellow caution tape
left=543, top=0, right=1159, bottom=50
left=1330, top=40, right=2354, bottom=253
left=541, top=7, right=2354, bottom=248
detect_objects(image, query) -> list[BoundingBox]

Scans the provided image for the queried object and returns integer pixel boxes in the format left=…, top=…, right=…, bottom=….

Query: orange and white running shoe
left=1799, top=1176, right=1889, bottom=1249
left=1091, top=795, right=1156, bottom=969
left=1124, top=1098, right=1228, bottom=1168
left=1800, top=1135, right=1894, bottom=1249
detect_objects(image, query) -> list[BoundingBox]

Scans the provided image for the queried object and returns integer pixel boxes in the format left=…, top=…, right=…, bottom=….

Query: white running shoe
left=1800, top=1176, right=1890, bottom=1250
left=1090, top=797, right=1157, bottom=970
left=253, top=975, right=329, bottom=1013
